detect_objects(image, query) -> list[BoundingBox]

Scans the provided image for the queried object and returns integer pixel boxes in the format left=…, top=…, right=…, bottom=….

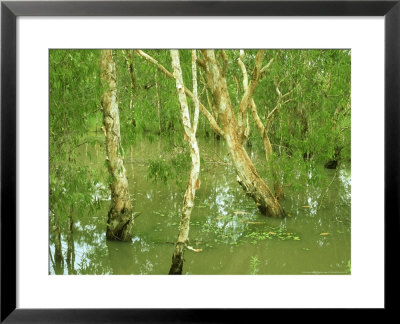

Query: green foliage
left=50, top=49, right=351, bottom=181
left=244, top=226, right=301, bottom=244
left=146, top=143, right=191, bottom=185
left=147, top=157, right=172, bottom=184
left=199, top=214, right=246, bottom=245
left=250, top=49, right=351, bottom=166
left=49, top=49, right=108, bottom=249
left=49, top=49, right=351, bottom=266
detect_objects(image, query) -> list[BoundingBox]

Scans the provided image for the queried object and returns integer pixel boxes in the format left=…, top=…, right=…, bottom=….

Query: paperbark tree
left=100, top=50, right=134, bottom=241
left=250, top=99, right=284, bottom=199
left=200, top=50, right=285, bottom=217
left=135, top=50, right=224, bottom=138
left=244, top=54, right=293, bottom=200
left=169, top=50, right=201, bottom=274
left=136, top=49, right=285, bottom=218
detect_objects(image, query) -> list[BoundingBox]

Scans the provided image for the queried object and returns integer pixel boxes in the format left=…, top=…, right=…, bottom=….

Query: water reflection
left=49, top=138, right=351, bottom=275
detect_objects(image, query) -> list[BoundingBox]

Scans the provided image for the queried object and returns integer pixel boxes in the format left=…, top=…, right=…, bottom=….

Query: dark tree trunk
left=66, top=212, right=76, bottom=274
left=324, top=146, right=343, bottom=169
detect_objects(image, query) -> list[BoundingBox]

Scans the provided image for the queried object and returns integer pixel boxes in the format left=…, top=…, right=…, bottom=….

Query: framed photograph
left=1, top=0, right=398, bottom=321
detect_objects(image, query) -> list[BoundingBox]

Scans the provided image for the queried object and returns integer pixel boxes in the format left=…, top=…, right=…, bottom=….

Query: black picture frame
left=1, top=0, right=399, bottom=322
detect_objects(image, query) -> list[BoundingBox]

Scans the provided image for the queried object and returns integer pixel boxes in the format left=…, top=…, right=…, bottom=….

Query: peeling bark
left=100, top=50, right=133, bottom=241
left=237, top=50, right=265, bottom=143
left=244, top=56, right=293, bottom=200
left=250, top=96, right=284, bottom=199
left=137, top=49, right=284, bottom=217
left=202, top=50, right=285, bottom=218
left=169, top=50, right=201, bottom=274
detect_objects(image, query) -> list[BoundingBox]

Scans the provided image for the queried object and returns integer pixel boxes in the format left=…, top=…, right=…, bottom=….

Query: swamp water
left=50, top=138, right=351, bottom=275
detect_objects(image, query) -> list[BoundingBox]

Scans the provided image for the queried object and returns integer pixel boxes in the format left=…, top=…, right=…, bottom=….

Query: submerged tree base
left=237, top=176, right=286, bottom=218
left=100, top=49, right=135, bottom=243
left=324, top=159, right=339, bottom=169
left=169, top=242, right=185, bottom=275
left=106, top=208, right=133, bottom=242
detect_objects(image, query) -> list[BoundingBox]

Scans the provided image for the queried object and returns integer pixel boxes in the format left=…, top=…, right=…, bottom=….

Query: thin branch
left=282, top=88, right=294, bottom=99
left=250, top=99, right=265, bottom=136
left=283, top=98, right=294, bottom=105
left=196, top=57, right=206, bottom=69
left=260, top=57, right=275, bottom=74
left=266, top=105, right=279, bottom=122
left=192, top=50, right=200, bottom=134
left=75, top=141, right=89, bottom=148
left=237, top=50, right=249, bottom=93
left=233, top=75, right=240, bottom=100
left=236, top=50, right=265, bottom=141
left=122, top=50, right=136, bottom=108
left=237, top=50, right=265, bottom=135
left=199, top=83, right=206, bottom=99
left=265, top=89, right=294, bottom=129
left=135, top=50, right=173, bottom=78
left=340, top=125, right=350, bottom=134
left=269, top=78, right=296, bottom=127
left=135, top=50, right=224, bottom=137
left=317, top=169, right=338, bottom=211
left=274, top=78, right=282, bottom=97
left=200, top=71, right=218, bottom=118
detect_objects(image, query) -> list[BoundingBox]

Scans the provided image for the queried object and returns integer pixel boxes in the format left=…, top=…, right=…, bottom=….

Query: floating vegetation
left=190, top=214, right=302, bottom=247
left=48, top=49, right=351, bottom=275
left=244, top=226, right=301, bottom=244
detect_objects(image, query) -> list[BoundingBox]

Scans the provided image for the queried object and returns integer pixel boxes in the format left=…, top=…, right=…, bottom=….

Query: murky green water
left=50, top=137, right=351, bottom=275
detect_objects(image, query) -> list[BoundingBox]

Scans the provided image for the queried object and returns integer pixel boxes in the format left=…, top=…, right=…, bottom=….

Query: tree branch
left=196, top=57, right=206, bottom=69
left=237, top=50, right=249, bottom=93
left=266, top=81, right=295, bottom=129
left=121, top=50, right=136, bottom=108
left=238, top=50, right=264, bottom=115
left=237, top=50, right=265, bottom=140
left=135, top=50, right=224, bottom=137
left=250, top=99, right=265, bottom=136
left=266, top=105, right=279, bottom=123
left=260, top=57, right=275, bottom=74
left=192, top=50, right=200, bottom=134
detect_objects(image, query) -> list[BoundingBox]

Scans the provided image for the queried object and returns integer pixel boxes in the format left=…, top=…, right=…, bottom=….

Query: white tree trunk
left=100, top=50, right=133, bottom=241
left=169, top=50, right=201, bottom=274
left=201, top=50, right=285, bottom=217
